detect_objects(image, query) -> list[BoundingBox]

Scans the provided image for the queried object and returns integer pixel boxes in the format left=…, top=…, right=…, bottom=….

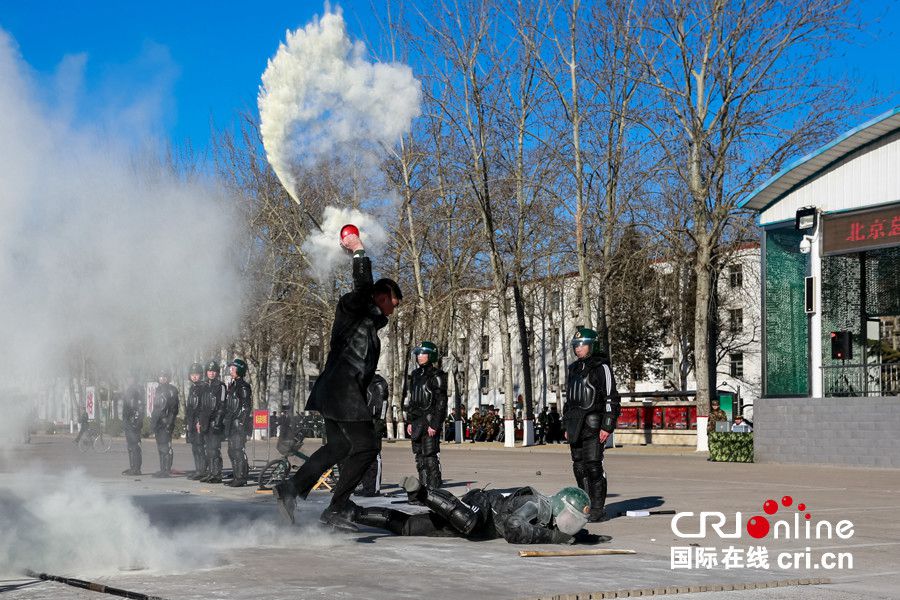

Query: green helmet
left=571, top=327, right=600, bottom=355
left=551, top=486, right=590, bottom=535
left=189, top=362, right=203, bottom=376
left=229, top=358, right=248, bottom=378
left=412, top=340, right=439, bottom=364
left=205, top=360, right=221, bottom=375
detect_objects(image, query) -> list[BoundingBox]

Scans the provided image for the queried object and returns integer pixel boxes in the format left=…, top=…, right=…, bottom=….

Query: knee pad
left=423, top=488, right=477, bottom=535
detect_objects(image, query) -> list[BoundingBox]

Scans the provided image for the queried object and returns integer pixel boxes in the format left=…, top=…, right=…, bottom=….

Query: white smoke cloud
left=0, top=470, right=342, bottom=577
left=257, top=5, right=421, bottom=201
left=302, top=206, right=389, bottom=282
left=0, top=29, right=245, bottom=441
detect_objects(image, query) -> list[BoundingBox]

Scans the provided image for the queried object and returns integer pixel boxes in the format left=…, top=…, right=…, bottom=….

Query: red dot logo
left=805, top=513, right=811, bottom=520
left=747, top=516, right=770, bottom=538
left=763, top=499, right=778, bottom=515
left=798, top=503, right=806, bottom=511
left=781, top=496, right=793, bottom=507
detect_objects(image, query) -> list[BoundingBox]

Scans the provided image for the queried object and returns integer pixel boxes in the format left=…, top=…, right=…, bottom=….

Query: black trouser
left=124, top=428, right=142, bottom=472
left=410, top=418, right=441, bottom=488
left=290, top=419, right=378, bottom=511
left=569, top=423, right=607, bottom=510
left=205, top=431, right=223, bottom=477
left=155, top=430, right=173, bottom=473
left=189, top=432, right=207, bottom=475
left=227, top=431, right=249, bottom=480
left=356, top=488, right=490, bottom=538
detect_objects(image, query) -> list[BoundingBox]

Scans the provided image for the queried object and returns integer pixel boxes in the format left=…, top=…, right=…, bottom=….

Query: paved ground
left=1, top=435, right=898, bottom=599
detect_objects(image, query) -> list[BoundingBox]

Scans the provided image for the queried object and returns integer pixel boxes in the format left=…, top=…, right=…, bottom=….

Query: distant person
left=563, top=327, right=620, bottom=523
left=731, top=415, right=752, bottom=433
left=405, top=341, right=448, bottom=489
left=150, top=370, right=179, bottom=478
left=73, top=409, right=89, bottom=445
left=199, top=360, right=227, bottom=483
left=121, top=374, right=145, bottom=476
left=537, top=407, right=548, bottom=444
left=223, top=358, right=252, bottom=487
left=708, top=398, right=728, bottom=433
left=185, top=363, right=206, bottom=479
left=547, top=405, right=562, bottom=444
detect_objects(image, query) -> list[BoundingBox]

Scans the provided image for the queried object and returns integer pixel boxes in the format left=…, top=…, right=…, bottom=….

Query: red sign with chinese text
left=823, top=203, right=900, bottom=255
left=253, top=409, right=269, bottom=430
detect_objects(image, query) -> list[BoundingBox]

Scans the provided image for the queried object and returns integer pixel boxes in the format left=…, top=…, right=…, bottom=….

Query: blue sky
left=1, top=0, right=897, bottom=155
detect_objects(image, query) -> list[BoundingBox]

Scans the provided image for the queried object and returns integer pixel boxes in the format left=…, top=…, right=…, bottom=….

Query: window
left=282, top=374, right=294, bottom=392
left=662, top=358, right=674, bottom=380
left=550, top=290, right=561, bottom=307
left=729, top=264, right=743, bottom=289
left=481, top=335, right=490, bottom=359
left=479, top=369, right=490, bottom=392
left=729, top=309, right=743, bottom=333
left=308, top=376, right=317, bottom=389
left=549, top=364, right=559, bottom=391
left=308, top=344, right=321, bottom=363
left=459, top=337, right=468, bottom=356
left=730, top=352, right=744, bottom=378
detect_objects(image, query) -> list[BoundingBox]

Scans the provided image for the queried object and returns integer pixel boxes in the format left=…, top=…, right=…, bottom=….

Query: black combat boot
left=401, top=476, right=477, bottom=535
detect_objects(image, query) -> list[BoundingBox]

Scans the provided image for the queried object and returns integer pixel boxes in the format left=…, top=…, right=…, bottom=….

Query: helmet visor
left=570, top=337, right=594, bottom=351
left=555, top=504, right=589, bottom=535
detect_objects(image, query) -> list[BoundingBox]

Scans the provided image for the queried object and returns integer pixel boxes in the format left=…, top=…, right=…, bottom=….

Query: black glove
left=573, top=529, right=612, bottom=544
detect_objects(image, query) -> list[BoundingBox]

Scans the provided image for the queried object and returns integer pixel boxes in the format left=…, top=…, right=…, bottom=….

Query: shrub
left=708, top=432, right=754, bottom=462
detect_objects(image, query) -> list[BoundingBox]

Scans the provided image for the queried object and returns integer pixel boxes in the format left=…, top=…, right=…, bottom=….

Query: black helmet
left=189, top=362, right=203, bottom=376
left=571, top=327, right=600, bottom=355
left=412, top=340, right=439, bottom=364
left=205, top=360, right=220, bottom=375
left=229, top=358, right=248, bottom=378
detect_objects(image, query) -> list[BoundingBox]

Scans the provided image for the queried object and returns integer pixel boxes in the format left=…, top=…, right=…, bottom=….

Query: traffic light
left=830, top=331, right=852, bottom=361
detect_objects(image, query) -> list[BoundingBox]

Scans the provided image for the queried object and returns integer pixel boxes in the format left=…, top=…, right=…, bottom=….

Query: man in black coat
left=350, top=476, right=600, bottom=545
left=563, top=327, right=620, bottom=522
left=274, top=231, right=402, bottom=531
left=405, top=341, right=448, bottom=489
left=150, top=370, right=179, bottom=478
left=223, top=358, right=253, bottom=487
left=121, top=375, right=145, bottom=476
left=185, top=362, right=206, bottom=479
left=199, top=361, right=227, bottom=483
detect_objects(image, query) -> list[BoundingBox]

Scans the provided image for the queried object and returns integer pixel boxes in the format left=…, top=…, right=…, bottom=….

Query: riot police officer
left=563, top=327, right=620, bottom=522
left=405, top=341, right=448, bottom=489
left=150, top=370, right=180, bottom=478
left=199, top=360, right=227, bottom=483
left=355, top=373, right=389, bottom=496
left=121, top=374, right=145, bottom=476
left=185, top=362, right=206, bottom=479
left=223, top=358, right=252, bottom=487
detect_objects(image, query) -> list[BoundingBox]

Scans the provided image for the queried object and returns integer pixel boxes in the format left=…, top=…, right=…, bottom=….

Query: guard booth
left=740, top=107, right=900, bottom=468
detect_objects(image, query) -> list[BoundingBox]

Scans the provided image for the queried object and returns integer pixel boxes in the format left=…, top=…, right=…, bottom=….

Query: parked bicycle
left=78, top=426, right=111, bottom=453
left=257, top=420, right=309, bottom=490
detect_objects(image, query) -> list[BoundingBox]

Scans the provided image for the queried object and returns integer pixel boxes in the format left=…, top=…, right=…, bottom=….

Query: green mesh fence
left=821, top=253, right=863, bottom=368
left=765, top=229, right=809, bottom=395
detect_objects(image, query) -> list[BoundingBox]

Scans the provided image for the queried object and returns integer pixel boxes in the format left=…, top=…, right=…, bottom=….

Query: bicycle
left=257, top=427, right=310, bottom=490
left=77, top=427, right=111, bottom=453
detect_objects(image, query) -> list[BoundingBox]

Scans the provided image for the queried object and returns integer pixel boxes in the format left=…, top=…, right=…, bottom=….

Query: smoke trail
left=0, top=29, right=244, bottom=443
left=258, top=6, right=421, bottom=202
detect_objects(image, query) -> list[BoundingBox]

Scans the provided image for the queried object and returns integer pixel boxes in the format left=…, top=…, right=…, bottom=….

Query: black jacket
left=462, top=487, right=572, bottom=544
left=224, top=378, right=253, bottom=437
left=563, top=354, right=620, bottom=440
left=150, top=382, right=179, bottom=434
left=306, top=255, right=388, bottom=421
left=199, top=378, right=227, bottom=434
left=367, top=373, right=389, bottom=437
left=185, top=381, right=205, bottom=442
left=405, top=364, right=448, bottom=428
left=122, top=384, right=145, bottom=433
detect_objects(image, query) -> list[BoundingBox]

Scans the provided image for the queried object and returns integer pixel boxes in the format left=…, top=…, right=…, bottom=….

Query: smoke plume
left=257, top=5, right=421, bottom=201
left=0, top=28, right=244, bottom=441
left=302, top=206, right=389, bottom=282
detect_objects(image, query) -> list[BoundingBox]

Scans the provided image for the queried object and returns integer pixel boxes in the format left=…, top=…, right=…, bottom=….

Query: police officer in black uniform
left=150, top=370, right=180, bottom=478
left=355, top=373, right=389, bottom=496
left=199, top=360, right=227, bottom=483
left=223, top=358, right=253, bottom=487
left=185, top=362, right=206, bottom=479
left=351, top=476, right=599, bottom=545
left=563, top=327, right=620, bottom=522
left=405, top=341, right=448, bottom=489
left=273, top=229, right=402, bottom=532
left=121, top=374, right=145, bottom=476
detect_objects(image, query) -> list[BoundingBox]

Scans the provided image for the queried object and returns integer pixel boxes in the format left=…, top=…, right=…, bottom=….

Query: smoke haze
left=257, top=6, right=421, bottom=201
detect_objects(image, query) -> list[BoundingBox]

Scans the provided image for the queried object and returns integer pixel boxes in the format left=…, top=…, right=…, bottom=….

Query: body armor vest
left=566, top=363, right=597, bottom=410
left=409, top=368, right=435, bottom=412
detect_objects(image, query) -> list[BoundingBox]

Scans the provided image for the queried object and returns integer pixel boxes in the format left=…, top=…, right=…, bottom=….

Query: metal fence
left=822, top=362, right=900, bottom=396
